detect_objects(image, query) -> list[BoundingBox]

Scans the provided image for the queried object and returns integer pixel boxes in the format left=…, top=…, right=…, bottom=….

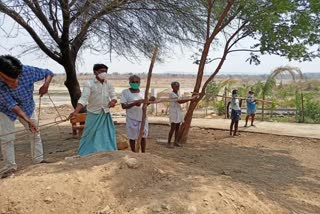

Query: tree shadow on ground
left=149, top=125, right=320, bottom=213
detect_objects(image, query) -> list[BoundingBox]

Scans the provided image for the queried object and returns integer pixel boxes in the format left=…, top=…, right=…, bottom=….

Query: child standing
left=167, top=82, right=192, bottom=148
left=244, top=91, right=257, bottom=127
left=229, top=89, right=242, bottom=136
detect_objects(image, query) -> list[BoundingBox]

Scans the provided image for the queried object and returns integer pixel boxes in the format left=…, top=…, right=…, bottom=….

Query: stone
left=44, top=197, right=53, bottom=204
left=98, top=205, right=111, bottom=214
left=117, top=134, right=129, bottom=150
left=187, top=205, right=197, bottom=214
left=161, top=203, right=170, bottom=210
left=151, top=205, right=162, bottom=213
left=125, top=158, right=140, bottom=169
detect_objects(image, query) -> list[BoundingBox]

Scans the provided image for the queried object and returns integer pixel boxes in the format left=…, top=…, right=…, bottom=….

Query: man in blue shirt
left=0, top=55, right=54, bottom=178
left=244, top=91, right=257, bottom=127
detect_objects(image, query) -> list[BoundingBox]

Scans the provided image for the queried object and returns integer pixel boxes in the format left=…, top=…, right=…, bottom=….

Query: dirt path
left=114, top=116, right=320, bottom=139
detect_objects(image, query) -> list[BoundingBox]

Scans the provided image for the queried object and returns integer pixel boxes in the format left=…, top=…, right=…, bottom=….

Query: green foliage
left=214, top=100, right=226, bottom=116
left=204, top=81, right=220, bottom=102
left=244, top=0, right=320, bottom=61
left=237, top=84, right=251, bottom=97
left=251, top=81, right=264, bottom=97
left=205, top=79, right=235, bottom=101
left=263, top=76, right=277, bottom=97
left=276, top=85, right=297, bottom=99
left=302, top=93, right=320, bottom=123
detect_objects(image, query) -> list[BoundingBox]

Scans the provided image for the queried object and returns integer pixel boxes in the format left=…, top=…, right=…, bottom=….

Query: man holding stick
left=0, top=55, right=54, bottom=178
left=120, top=75, right=155, bottom=153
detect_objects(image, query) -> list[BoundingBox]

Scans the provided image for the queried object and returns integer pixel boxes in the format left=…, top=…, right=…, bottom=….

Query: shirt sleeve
left=0, top=92, right=17, bottom=111
left=78, top=81, right=91, bottom=106
left=120, top=90, right=128, bottom=104
left=23, top=65, right=54, bottom=82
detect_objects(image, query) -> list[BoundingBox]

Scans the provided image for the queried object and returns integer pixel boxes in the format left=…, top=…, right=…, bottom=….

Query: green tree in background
left=177, top=0, right=320, bottom=143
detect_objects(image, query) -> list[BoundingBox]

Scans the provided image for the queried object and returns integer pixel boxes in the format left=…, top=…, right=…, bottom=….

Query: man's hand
left=68, top=112, right=77, bottom=120
left=135, top=99, right=144, bottom=106
left=149, top=96, right=156, bottom=102
left=39, top=84, right=49, bottom=97
left=108, top=99, right=117, bottom=108
left=28, top=121, right=38, bottom=133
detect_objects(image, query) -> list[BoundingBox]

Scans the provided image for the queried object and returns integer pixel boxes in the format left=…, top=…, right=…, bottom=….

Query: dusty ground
left=0, top=105, right=320, bottom=214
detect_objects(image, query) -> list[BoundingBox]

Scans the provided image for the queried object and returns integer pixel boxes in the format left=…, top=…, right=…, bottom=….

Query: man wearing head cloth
left=0, top=55, right=54, bottom=178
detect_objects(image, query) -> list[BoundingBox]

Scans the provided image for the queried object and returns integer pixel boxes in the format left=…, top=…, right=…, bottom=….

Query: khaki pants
left=0, top=111, right=43, bottom=172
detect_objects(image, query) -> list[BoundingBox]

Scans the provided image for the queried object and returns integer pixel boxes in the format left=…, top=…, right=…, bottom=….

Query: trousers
left=0, top=111, right=43, bottom=172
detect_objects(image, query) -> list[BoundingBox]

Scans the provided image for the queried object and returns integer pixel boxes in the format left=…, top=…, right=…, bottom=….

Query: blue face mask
left=129, top=82, right=140, bottom=89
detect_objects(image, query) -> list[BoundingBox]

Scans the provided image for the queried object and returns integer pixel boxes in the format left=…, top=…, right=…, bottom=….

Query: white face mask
left=98, top=72, right=107, bottom=80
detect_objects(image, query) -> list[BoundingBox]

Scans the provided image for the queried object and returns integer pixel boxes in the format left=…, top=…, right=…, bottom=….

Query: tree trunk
left=63, top=60, right=81, bottom=108
left=177, top=99, right=200, bottom=144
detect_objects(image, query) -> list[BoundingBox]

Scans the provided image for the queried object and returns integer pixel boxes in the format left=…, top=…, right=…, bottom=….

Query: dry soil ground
left=0, top=106, right=319, bottom=214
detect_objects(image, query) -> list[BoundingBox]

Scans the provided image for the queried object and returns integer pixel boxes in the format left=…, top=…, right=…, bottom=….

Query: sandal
left=1, top=168, right=16, bottom=179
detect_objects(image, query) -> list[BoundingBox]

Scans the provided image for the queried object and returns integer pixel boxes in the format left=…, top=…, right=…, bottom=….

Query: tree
left=177, top=0, right=320, bottom=143
left=0, top=0, right=204, bottom=107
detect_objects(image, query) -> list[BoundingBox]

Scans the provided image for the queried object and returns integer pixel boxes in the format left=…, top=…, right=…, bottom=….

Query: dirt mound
left=0, top=151, right=286, bottom=214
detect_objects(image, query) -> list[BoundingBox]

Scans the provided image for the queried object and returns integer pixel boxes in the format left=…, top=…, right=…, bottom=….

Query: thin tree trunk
left=176, top=100, right=199, bottom=144
left=136, top=47, right=158, bottom=152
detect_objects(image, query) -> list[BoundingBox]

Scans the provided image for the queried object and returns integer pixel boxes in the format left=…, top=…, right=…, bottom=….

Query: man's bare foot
left=174, top=143, right=182, bottom=147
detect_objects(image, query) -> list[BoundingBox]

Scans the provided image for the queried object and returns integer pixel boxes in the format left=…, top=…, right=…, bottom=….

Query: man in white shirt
left=69, top=64, right=117, bottom=156
left=120, top=75, right=155, bottom=153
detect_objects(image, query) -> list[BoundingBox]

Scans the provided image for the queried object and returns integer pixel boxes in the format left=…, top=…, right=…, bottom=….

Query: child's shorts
left=231, top=109, right=241, bottom=121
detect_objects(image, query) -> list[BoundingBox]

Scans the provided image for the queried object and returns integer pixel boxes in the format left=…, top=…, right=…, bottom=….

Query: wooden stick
left=0, top=118, right=67, bottom=138
left=150, top=96, right=198, bottom=104
left=136, top=47, right=158, bottom=152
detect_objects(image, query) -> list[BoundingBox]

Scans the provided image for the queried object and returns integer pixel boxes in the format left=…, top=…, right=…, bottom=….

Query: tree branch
left=228, top=49, right=260, bottom=53
left=23, top=0, right=60, bottom=44
left=71, top=0, right=131, bottom=55
left=49, top=0, right=61, bottom=36
left=206, top=0, right=213, bottom=40
left=0, top=3, right=61, bottom=63
left=208, top=0, right=235, bottom=42
left=201, top=22, right=248, bottom=95
left=193, top=0, right=235, bottom=93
